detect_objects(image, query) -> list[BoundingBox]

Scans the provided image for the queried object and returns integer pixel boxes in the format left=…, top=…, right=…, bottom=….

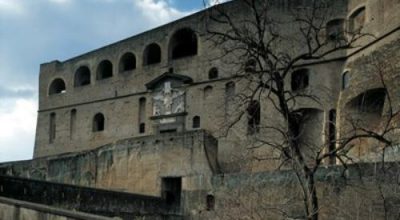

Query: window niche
left=93, top=113, right=105, bottom=132
left=326, top=19, right=345, bottom=41
left=247, top=100, right=260, bottom=135
left=119, top=52, right=136, bottom=72
left=96, top=60, right=113, bottom=80
left=170, top=28, right=198, bottom=60
left=349, top=7, right=366, bottom=32
left=342, top=71, right=350, bottom=90
left=139, top=97, right=146, bottom=134
left=143, top=43, right=161, bottom=65
left=49, top=78, right=66, bottom=95
left=208, top=67, right=219, bottom=80
left=291, top=69, right=310, bottom=91
left=49, top=112, right=56, bottom=143
left=192, top=116, right=200, bottom=129
left=74, top=66, right=91, bottom=87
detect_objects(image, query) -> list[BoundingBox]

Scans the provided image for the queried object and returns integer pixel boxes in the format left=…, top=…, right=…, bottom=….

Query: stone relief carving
left=153, top=81, right=185, bottom=116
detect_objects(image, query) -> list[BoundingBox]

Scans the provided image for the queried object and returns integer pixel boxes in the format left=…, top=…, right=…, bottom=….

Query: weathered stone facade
left=1, top=0, right=400, bottom=219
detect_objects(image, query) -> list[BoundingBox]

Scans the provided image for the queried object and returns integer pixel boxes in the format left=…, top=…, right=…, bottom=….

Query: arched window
left=119, top=52, right=136, bottom=72
left=170, top=28, right=198, bottom=59
left=208, top=67, right=219, bottom=79
left=193, top=116, right=200, bottom=128
left=342, top=71, right=350, bottom=90
left=326, top=19, right=345, bottom=41
left=143, top=43, right=161, bottom=65
left=49, top=112, right=56, bottom=143
left=96, top=60, right=113, bottom=80
left=349, top=7, right=366, bottom=32
left=74, top=66, right=91, bottom=87
left=291, top=69, right=309, bottom=91
left=204, top=86, right=213, bottom=99
left=49, top=78, right=66, bottom=95
left=247, top=100, right=260, bottom=135
left=93, top=113, right=105, bottom=132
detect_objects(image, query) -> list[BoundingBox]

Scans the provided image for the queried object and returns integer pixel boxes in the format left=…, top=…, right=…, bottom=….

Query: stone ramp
left=0, top=175, right=181, bottom=220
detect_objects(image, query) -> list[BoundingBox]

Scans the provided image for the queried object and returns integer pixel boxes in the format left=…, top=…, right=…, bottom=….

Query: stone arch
left=74, top=66, right=91, bottom=87
left=49, top=78, right=66, bottom=95
left=119, top=52, right=136, bottom=72
left=143, top=43, right=161, bottom=65
left=349, top=6, right=366, bottom=32
left=169, top=28, right=198, bottom=60
left=93, top=113, right=105, bottom=132
left=96, top=60, right=113, bottom=80
left=326, top=18, right=345, bottom=41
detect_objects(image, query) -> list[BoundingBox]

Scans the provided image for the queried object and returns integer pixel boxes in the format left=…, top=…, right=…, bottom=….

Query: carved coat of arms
left=153, top=81, right=185, bottom=116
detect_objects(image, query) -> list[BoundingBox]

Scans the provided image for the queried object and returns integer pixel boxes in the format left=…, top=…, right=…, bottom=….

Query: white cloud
left=0, top=98, right=37, bottom=162
left=134, top=0, right=191, bottom=25
left=0, top=0, right=24, bottom=14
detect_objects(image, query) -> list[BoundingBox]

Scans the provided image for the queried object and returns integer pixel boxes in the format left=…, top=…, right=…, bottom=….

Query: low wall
left=0, top=196, right=114, bottom=220
left=196, top=162, right=400, bottom=220
left=0, top=175, right=169, bottom=219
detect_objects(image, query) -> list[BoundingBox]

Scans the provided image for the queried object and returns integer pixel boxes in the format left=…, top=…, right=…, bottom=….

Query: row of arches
left=48, top=65, right=221, bottom=96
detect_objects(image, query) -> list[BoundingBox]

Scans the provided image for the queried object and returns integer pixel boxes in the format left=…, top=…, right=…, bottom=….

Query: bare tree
left=204, top=0, right=400, bottom=219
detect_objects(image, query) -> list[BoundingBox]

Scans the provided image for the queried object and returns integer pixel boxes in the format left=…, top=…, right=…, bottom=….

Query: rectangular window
left=49, top=113, right=56, bottom=143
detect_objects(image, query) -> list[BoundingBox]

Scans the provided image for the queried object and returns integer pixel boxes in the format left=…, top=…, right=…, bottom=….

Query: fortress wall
left=1, top=131, right=216, bottom=204
left=196, top=162, right=400, bottom=220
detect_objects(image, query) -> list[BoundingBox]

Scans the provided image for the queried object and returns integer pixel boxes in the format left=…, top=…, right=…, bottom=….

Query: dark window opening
left=193, top=116, right=200, bottom=128
left=349, top=7, right=366, bottom=32
left=348, top=88, right=386, bottom=114
left=93, top=113, right=105, bottom=132
left=49, top=78, right=66, bottom=95
left=342, top=71, right=350, bottom=90
left=97, top=60, right=113, bottom=80
left=326, top=19, right=345, bottom=41
left=208, top=67, right=219, bottom=79
left=49, top=113, right=56, bottom=143
left=328, top=109, right=336, bottom=165
left=160, top=129, right=177, bottom=134
left=245, top=59, right=256, bottom=73
left=206, top=195, right=215, bottom=211
left=291, top=69, right=309, bottom=91
left=119, top=52, right=136, bottom=72
left=74, top=66, right=91, bottom=87
left=70, top=109, right=76, bottom=139
left=139, top=123, right=146, bottom=133
left=204, top=86, right=213, bottom=99
left=247, top=100, right=260, bottom=135
left=143, top=43, right=161, bottom=65
left=139, top=97, right=146, bottom=134
left=170, top=28, right=198, bottom=59
left=162, top=177, right=182, bottom=207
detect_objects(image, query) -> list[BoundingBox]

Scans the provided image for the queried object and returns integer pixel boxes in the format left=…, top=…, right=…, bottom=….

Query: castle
left=1, top=0, right=400, bottom=219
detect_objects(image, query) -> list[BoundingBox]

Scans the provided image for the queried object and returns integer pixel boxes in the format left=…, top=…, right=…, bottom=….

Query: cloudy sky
left=0, top=0, right=227, bottom=162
